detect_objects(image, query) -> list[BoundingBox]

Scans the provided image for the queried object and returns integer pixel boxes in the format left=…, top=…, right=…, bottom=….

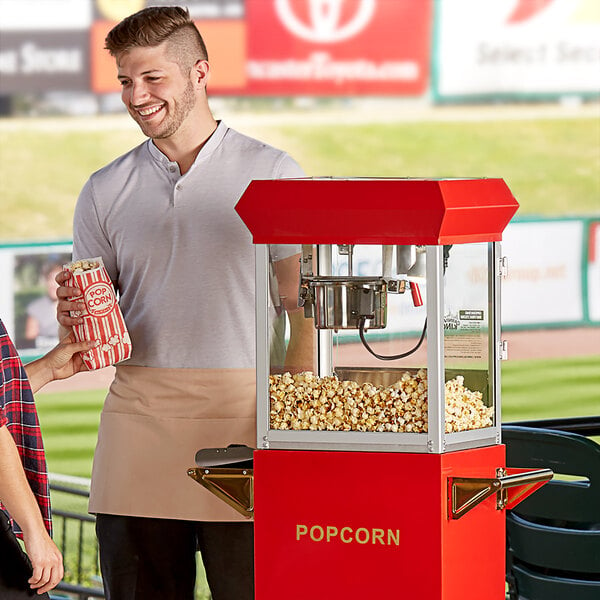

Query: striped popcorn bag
left=64, top=257, right=132, bottom=370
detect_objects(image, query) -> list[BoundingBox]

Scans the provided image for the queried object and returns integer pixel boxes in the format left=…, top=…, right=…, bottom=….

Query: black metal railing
left=49, top=478, right=105, bottom=599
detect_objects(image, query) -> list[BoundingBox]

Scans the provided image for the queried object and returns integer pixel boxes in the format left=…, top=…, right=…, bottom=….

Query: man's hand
left=0, top=428, right=64, bottom=595
left=55, top=268, right=85, bottom=331
left=44, top=331, right=97, bottom=382
left=24, top=332, right=98, bottom=393
left=22, top=528, right=64, bottom=595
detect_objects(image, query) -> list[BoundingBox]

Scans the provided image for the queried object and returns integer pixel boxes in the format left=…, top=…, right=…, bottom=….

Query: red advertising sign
left=245, top=0, right=432, bottom=95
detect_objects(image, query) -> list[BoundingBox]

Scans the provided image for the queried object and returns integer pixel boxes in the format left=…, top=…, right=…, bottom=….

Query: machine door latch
left=498, top=256, right=508, bottom=278
left=448, top=467, right=553, bottom=520
left=498, top=340, right=508, bottom=360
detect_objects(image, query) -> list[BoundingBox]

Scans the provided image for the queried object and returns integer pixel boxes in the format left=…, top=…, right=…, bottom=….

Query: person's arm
left=56, top=176, right=117, bottom=340
left=272, top=253, right=315, bottom=372
left=0, top=425, right=63, bottom=594
left=24, top=331, right=98, bottom=393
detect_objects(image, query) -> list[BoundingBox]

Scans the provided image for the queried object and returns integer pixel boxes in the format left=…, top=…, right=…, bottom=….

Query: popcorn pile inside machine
left=189, top=178, right=552, bottom=600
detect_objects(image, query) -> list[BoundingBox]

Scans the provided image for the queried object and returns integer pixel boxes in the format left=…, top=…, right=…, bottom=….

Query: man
left=24, top=260, right=63, bottom=349
left=1, top=319, right=98, bottom=598
left=56, top=6, right=312, bottom=600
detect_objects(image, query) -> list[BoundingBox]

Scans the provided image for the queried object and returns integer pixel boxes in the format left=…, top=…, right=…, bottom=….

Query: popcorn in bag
left=65, top=257, right=132, bottom=370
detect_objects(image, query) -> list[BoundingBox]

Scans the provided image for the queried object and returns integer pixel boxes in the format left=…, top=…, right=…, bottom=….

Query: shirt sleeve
left=274, top=153, right=305, bottom=180
left=73, top=177, right=118, bottom=286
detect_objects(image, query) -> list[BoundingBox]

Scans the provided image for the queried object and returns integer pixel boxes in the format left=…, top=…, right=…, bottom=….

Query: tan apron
left=88, top=365, right=256, bottom=521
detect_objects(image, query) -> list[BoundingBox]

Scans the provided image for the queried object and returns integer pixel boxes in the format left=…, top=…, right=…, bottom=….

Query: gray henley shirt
left=72, top=121, right=304, bottom=369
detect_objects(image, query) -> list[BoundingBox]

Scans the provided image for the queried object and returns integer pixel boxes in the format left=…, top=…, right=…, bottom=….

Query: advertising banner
left=93, top=0, right=243, bottom=21
left=245, top=0, right=432, bottom=95
left=0, top=31, right=90, bottom=93
left=501, top=220, right=585, bottom=326
left=0, top=0, right=92, bottom=30
left=435, top=0, right=600, bottom=100
left=90, top=0, right=246, bottom=93
left=0, top=243, right=72, bottom=360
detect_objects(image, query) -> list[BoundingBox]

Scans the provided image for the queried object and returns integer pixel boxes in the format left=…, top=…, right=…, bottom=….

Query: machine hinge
left=498, top=340, right=508, bottom=361
left=427, top=439, right=445, bottom=453
left=498, top=256, right=508, bottom=278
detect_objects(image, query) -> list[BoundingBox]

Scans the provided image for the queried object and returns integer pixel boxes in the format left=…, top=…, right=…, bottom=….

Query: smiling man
left=55, top=6, right=312, bottom=600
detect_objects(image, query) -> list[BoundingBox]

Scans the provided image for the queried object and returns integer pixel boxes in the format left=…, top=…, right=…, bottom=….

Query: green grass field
left=1, top=108, right=599, bottom=240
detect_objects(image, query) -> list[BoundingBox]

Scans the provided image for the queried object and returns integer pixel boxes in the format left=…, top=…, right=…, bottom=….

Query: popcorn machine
left=189, top=178, right=552, bottom=600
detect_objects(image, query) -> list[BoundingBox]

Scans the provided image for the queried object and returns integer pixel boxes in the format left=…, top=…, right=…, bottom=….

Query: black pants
left=0, top=510, right=51, bottom=600
left=95, top=514, right=254, bottom=600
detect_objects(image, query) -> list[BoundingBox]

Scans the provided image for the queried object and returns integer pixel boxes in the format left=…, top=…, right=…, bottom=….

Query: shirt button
left=169, top=166, right=177, bottom=173
left=176, top=184, right=182, bottom=191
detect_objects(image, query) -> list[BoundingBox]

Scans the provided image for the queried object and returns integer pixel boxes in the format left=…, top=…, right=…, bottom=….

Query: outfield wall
left=1, top=217, right=597, bottom=361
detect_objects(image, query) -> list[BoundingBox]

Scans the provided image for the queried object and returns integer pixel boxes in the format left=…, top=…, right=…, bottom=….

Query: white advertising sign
left=436, top=0, right=600, bottom=98
left=0, top=0, right=92, bottom=30
left=501, top=220, right=584, bottom=325
left=0, top=243, right=72, bottom=359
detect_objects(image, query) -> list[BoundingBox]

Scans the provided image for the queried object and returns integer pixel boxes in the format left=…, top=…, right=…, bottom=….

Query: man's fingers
left=29, top=558, right=63, bottom=593
left=57, top=313, right=84, bottom=327
left=28, top=564, right=48, bottom=589
left=55, top=268, right=73, bottom=285
left=31, top=565, right=63, bottom=594
left=57, top=298, right=85, bottom=327
left=55, top=284, right=82, bottom=301
left=58, top=299, right=85, bottom=312
left=35, top=567, right=63, bottom=595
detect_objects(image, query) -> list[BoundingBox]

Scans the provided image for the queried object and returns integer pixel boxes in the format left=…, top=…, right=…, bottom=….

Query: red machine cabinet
left=254, top=445, right=506, bottom=600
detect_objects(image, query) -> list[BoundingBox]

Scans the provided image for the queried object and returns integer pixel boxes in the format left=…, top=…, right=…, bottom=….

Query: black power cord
left=358, top=316, right=427, bottom=361
left=356, top=244, right=451, bottom=361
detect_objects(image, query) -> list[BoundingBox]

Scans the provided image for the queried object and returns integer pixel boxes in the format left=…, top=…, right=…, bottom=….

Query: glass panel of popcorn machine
left=442, top=242, right=494, bottom=432
left=267, top=243, right=317, bottom=433
left=267, top=243, right=317, bottom=376
left=329, top=244, right=429, bottom=434
left=269, top=243, right=430, bottom=434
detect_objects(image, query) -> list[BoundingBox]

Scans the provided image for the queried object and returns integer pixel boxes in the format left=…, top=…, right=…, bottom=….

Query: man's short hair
left=105, top=6, right=208, bottom=72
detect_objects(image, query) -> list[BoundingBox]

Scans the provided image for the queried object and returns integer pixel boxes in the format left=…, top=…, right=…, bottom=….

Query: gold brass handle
left=187, top=467, right=254, bottom=519
left=448, top=467, right=553, bottom=520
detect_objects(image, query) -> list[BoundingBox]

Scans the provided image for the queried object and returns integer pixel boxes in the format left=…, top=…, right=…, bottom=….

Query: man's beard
left=133, top=80, right=196, bottom=139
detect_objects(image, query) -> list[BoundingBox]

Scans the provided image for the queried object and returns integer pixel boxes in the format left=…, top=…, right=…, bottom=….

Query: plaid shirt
left=0, top=318, right=51, bottom=536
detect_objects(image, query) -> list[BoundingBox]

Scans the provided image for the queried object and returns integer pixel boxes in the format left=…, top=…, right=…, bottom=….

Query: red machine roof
left=235, top=178, right=519, bottom=245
